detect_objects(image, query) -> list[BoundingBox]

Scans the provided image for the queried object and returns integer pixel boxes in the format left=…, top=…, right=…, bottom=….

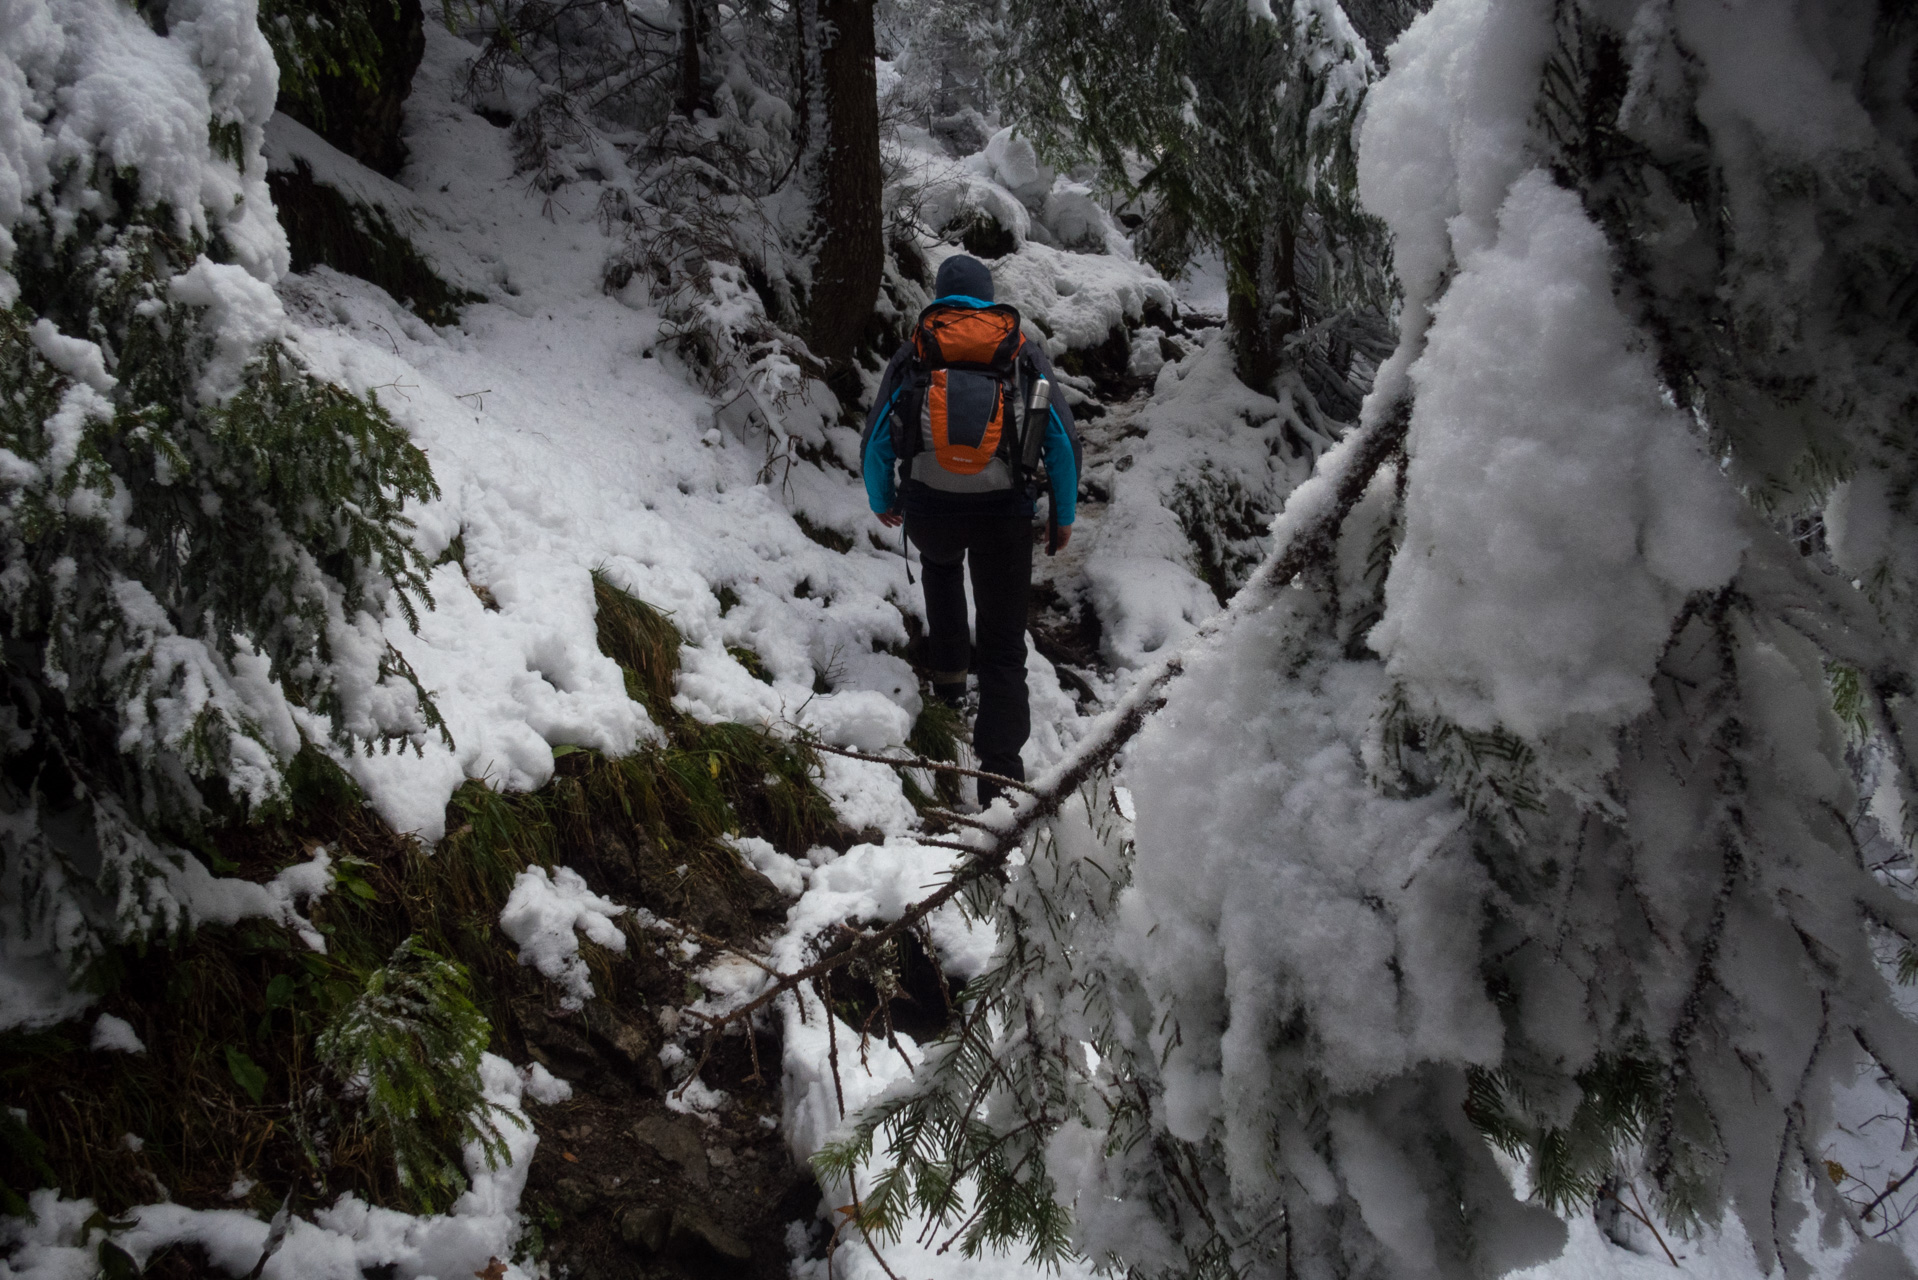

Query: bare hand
left=1054, top=524, right=1072, bottom=550
left=878, top=512, right=904, bottom=528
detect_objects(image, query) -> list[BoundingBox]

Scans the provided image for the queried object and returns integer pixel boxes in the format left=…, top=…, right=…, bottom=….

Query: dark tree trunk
left=806, top=0, right=883, bottom=373
left=1226, top=218, right=1299, bottom=394
left=676, top=0, right=706, bottom=118
left=1225, top=232, right=1271, bottom=392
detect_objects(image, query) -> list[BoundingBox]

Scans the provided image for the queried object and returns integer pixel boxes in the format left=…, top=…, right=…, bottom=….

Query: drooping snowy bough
left=816, top=2, right=1918, bottom=1278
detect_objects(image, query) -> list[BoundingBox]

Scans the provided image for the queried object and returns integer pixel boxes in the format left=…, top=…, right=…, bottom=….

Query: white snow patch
left=1370, top=171, right=1745, bottom=781
left=0, top=1053, right=540, bottom=1280
left=497, top=865, right=628, bottom=1010
left=89, top=1013, right=143, bottom=1054
left=729, top=834, right=809, bottom=897
left=519, top=1061, right=573, bottom=1105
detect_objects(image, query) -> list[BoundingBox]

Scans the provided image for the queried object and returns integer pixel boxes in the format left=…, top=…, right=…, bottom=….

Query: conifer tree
left=1, top=0, right=441, bottom=1006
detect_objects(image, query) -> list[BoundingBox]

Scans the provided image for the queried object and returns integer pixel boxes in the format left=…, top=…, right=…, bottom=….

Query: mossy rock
left=946, top=210, right=1017, bottom=260
left=1054, top=323, right=1139, bottom=401
left=269, top=159, right=479, bottom=325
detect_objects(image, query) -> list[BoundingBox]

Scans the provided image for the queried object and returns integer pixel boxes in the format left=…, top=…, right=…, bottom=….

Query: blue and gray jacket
left=859, top=300, right=1080, bottom=524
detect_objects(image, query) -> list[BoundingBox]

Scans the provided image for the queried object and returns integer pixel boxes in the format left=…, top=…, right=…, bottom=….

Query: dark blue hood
left=933, top=254, right=994, bottom=304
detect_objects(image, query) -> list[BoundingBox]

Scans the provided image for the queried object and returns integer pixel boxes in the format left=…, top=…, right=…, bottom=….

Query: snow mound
left=89, top=1014, right=144, bottom=1054
left=1366, top=45, right=1746, bottom=780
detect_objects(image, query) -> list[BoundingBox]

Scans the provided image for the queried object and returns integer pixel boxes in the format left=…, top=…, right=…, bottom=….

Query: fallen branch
left=1858, top=1157, right=1918, bottom=1224
left=807, top=739, right=1037, bottom=794
left=689, top=692, right=1168, bottom=1049
left=686, top=404, right=1409, bottom=1058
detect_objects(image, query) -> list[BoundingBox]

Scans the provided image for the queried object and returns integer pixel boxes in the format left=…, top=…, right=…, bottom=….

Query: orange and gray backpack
left=884, top=301, right=1038, bottom=494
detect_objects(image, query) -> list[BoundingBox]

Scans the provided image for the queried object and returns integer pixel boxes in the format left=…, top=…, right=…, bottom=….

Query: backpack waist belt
left=909, top=451, right=1015, bottom=492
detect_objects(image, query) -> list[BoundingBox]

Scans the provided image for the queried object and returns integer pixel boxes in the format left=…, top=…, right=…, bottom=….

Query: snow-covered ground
left=3, top=11, right=1910, bottom=1280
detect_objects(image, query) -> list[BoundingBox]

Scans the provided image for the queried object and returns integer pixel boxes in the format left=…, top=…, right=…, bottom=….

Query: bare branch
left=807, top=740, right=1037, bottom=794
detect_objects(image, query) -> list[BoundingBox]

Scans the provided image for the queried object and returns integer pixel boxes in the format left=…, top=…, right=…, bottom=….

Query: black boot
left=932, top=681, right=967, bottom=709
left=976, top=753, right=1024, bottom=810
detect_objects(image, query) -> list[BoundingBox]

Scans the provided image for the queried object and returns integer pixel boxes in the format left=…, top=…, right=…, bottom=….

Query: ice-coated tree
left=994, top=0, right=1386, bottom=400
left=0, top=0, right=441, bottom=1018
left=820, top=1, right=1918, bottom=1277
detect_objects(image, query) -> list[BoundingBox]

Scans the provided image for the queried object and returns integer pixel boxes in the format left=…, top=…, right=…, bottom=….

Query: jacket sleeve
left=1028, top=346, right=1081, bottom=526
left=1044, top=407, right=1077, bottom=525
left=861, top=348, right=913, bottom=515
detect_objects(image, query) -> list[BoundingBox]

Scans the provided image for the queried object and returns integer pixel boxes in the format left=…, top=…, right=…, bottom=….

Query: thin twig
left=1859, top=1158, right=1918, bottom=1223
left=848, top=1169, right=907, bottom=1280
left=809, top=739, right=1037, bottom=794
left=824, top=971, right=845, bottom=1119
left=1601, top=1183, right=1680, bottom=1268
left=924, top=807, right=1002, bottom=832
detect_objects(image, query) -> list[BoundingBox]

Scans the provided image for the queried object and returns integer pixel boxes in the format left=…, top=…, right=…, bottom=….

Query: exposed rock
left=630, top=1114, right=711, bottom=1186
left=667, top=1204, right=754, bottom=1262
left=266, top=157, right=477, bottom=326
left=584, top=1003, right=667, bottom=1094
left=948, top=209, right=1017, bottom=261
left=1056, top=324, right=1141, bottom=401
left=553, top=1175, right=602, bottom=1217
left=617, top=1204, right=672, bottom=1254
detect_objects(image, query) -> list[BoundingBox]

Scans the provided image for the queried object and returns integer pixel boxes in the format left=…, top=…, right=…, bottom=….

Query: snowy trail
left=251, top=24, right=1111, bottom=1279
left=272, top=19, right=1125, bottom=846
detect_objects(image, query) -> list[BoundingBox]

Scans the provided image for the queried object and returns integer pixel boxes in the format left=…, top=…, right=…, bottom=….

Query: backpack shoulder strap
left=891, top=355, right=930, bottom=461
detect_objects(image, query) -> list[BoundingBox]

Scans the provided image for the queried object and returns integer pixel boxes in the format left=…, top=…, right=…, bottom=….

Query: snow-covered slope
left=1, top=15, right=1117, bottom=1278
left=277, top=27, right=922, bottom=842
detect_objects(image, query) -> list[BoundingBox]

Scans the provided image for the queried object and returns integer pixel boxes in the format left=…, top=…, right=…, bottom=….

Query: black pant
left=906, top=511, right=1031, bottom=795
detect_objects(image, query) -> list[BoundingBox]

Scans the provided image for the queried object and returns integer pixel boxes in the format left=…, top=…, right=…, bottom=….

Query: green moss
left=794, top=512, right=855, bottom=554
left=908, top=702, right=964, bottom=764
left=727, top=644, right=774, bottom=684
left=592, top=569, right=682, bottom=717
left=907, top=702, right=967, bottom=808
left=435, top=531, right=468, bottom=569
left=3, top=569, right=839, bottom=1220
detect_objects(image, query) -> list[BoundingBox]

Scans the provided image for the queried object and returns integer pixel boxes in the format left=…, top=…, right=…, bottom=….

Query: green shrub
left=316, top=938, right=518, bottom=1212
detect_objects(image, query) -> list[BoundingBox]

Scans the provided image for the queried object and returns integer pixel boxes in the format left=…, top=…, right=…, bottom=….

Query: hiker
left=859, top=254, right=1081, bottom=808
